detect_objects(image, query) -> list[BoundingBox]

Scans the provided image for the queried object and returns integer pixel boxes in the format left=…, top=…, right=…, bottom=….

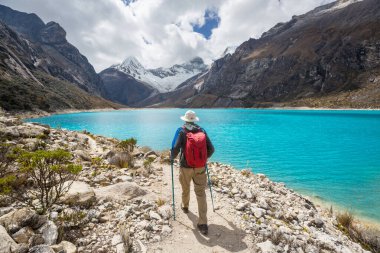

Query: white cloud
left=0, top=0, right=334, bottom=71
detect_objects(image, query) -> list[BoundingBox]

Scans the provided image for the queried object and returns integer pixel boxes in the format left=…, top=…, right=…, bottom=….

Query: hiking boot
left=181, top=205, right=189, bottom=213
left=197, top=224, right=208, bottom=235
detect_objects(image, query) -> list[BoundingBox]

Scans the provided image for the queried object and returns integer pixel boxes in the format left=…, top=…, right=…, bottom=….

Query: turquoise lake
left=28, top=109, right=380, bottom=222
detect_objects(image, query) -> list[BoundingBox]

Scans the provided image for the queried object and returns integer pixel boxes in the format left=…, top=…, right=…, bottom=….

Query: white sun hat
left=180, top=110, right=199, bottom=122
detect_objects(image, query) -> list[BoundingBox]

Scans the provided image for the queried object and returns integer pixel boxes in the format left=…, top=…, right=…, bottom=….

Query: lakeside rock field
left=0, top=114, right=378, bottom=253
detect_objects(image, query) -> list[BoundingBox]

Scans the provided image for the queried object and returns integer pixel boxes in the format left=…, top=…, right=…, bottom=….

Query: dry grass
left=336, top=212, right=380, bottom=252
left=155, top=197, right=166, bottom=207
left=337, top=211, right=354, bottom=229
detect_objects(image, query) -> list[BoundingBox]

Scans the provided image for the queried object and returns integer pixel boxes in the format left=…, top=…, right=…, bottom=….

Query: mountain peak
left=120, top=56, right=144, bottom=69
left=108, top=56, right=208, bottom=92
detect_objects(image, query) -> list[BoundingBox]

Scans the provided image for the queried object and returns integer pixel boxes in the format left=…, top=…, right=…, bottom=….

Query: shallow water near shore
left=27, top=109, right=380, bottom=222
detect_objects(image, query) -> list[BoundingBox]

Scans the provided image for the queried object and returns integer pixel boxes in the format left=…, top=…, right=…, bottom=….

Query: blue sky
left=193, top=10, right=220, bottom=40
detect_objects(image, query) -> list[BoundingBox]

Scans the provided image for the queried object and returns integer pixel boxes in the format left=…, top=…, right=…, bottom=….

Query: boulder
left=161, top=225, right=172, bottom=236
left=29, top=234, right=45, bottom=247
left=0, top=208, right=46, bottom=233
left=115, top=175, right=133, bottom=183
left=94, top=182, right=146, bottom=201
left=157, top=205, right=172, bottom=220
left=144, top=150, right=158, bottom=158
left=149, top=211, right=161, bottom=220
left=0, top=207, right=14, bottom=217
left=73, top=150, right=91, bottom=162
left=11, top=227, right=35, bottom=244
left=28, top=245, right=55, bottom=253
left=17, top=124, right=47, bottom=138
left=251, top=207, right=266, bottom=219
left=256, top=240, right=275, bottom=253
left=38, top=221, right=58, bottom=245
left=61, top=181, right=95, bottom=208
left=51, top=241, right=77, bottom=253
left=93, top=174, right=109, bottom=185
left=309, top=218, right=324, bottom=228
left=236, top=202, right=249, bottom=211
left=0, top=225, right=19, bottom=253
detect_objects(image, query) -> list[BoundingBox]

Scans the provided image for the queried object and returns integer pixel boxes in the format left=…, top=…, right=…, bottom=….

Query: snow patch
left=318, top=0, right=363, bottom=14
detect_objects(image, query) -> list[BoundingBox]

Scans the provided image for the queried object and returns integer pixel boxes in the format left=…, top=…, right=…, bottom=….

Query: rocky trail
left=148, top=163, right=253, bottom=253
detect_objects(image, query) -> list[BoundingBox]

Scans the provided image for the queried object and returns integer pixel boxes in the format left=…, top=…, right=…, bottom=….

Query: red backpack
left=183, top=128, right=208, bottom=168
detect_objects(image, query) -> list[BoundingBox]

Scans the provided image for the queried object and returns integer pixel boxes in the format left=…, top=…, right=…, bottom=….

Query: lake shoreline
left=9, top=106, right=380, bottom=120
left=20, top=108, right=380, bottom=229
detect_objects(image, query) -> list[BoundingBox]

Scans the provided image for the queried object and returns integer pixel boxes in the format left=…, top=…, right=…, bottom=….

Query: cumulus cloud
left=0, top=0, right=334, bottom=71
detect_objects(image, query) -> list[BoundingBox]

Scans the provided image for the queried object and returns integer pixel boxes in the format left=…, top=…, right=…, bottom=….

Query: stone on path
left=256, top=240, right=275, bottom=253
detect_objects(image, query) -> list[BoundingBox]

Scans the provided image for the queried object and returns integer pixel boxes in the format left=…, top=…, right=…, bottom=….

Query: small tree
left=118, top=138, right=137, bottom=153
left=16, top=149, right=82, bottom=214
left=143, top=157, right=155, bottom=174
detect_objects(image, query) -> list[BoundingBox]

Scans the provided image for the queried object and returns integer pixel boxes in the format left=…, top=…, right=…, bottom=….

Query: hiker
left=171, top=110, right=214, bottom=235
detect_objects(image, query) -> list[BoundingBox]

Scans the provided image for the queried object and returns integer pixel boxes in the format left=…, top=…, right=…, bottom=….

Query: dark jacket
left=172, top=122, right=215, bottom=168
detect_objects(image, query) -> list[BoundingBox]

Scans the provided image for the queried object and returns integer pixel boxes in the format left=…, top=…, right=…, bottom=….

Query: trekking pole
left=170, top=151, right=176, bottom=220
left=205, top=163, right=215, bottom=212
left=170, top=127, right=182, bottom=221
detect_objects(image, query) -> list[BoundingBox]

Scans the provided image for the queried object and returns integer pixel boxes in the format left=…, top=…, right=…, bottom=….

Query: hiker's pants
left=179, top=167, right=208, bottom=225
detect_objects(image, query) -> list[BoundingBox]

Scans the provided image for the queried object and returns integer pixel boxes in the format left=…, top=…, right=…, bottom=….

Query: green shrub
left=0, top=143, right=12, bottom=177
left=14, top=149, right=82, bottom=214
left=0, top=143, right=18, bottom=195
left=143, top=157, right=155, bottom=173
left=117, top=138, right=137, bottom=152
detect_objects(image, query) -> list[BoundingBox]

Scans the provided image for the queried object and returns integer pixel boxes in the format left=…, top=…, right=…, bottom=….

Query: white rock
left=256, top=240, right=274, bottom=253
left=111, top=234, right=123, bottom=246
left=39, top=220, right=58, bottom=245
left=51, top=241, right=77, bottom=253
left=157, top=205, right=172, bottom=220
left=161, top=225, right=172, bottom=235
left=258, top=199, right=269, bottom=210
left=115, top=243, right=126, bottom=253
left=236, top=202, right=249, bottom=211
left=29, top=245, right=55, bottom=253
left=116, top=175, right=133, bottom=182
left=136, top=220, right=150, bottom=230
left=149, top=211, right=161, bottom=220
left=0, top=225, right=19, bottom=253
left=94, top=182, right=146, bottom=201
left=231, top=188, right=239, bottom=195
left=136, top=239, right=147, bottom=253
left=61, top=181, right=96, bottom=207
left=251, top=208, right=266, bottom=219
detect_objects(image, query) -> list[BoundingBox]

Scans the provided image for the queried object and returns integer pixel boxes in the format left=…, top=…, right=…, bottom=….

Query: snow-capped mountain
left=221, top=46, right=238, bottom=58
left=110, top=56, right=208, bottom=92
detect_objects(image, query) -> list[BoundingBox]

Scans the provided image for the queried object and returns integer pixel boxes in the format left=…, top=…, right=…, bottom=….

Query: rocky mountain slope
left=0, top=114, right=378, bottom=252
left=0, top=5, right=118, bottom=111
left=99, top=57, right=208, bottom=106
left=140, top=0, right=380, bottom=108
